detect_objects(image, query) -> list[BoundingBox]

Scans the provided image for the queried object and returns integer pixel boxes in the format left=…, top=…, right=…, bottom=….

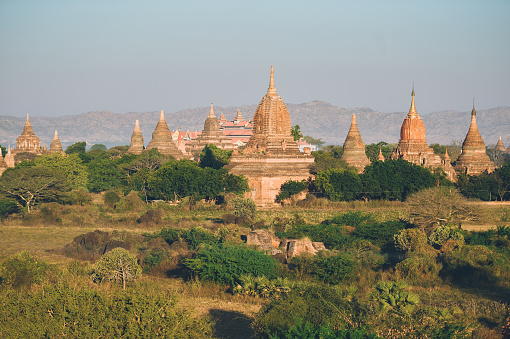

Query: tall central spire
left=208, top=103, right=216, bottom=118
left=267, top=65, right=278, bottom=97
left=408, top=85, right=418, bottom=118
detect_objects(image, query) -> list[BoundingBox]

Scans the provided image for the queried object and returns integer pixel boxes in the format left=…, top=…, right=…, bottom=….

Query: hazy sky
left=1, top=0, right=509, bottom=118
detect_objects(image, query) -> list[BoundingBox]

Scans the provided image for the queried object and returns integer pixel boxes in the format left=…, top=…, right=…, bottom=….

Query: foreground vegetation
left=1, top=189, right=509, bottom=338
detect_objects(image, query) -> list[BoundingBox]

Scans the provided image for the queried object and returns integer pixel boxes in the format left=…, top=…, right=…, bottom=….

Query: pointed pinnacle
left=267, top=65, right=278, bottom=97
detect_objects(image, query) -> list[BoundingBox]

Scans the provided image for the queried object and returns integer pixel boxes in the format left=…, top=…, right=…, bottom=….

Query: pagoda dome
left=399, top=89, right=427, bottom=142
left=203, top=103, right=221, bottom=134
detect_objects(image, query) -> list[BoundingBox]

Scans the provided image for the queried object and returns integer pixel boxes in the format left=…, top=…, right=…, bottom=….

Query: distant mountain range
left=1, top=101, right=509, bottom=149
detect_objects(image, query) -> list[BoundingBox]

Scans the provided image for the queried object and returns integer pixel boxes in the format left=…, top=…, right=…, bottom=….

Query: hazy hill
left=1, top=102, right=509, bottom=149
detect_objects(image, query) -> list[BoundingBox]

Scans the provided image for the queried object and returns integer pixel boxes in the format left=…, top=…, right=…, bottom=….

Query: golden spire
left=159, top=110, right=165, bottom=122
left=377, top=148, right=385, bottom=161
left=471, top=98, right=476, bottom=118
left=208, top=103, right=216, bottom=118
left=267, top=65, right=278, bottom=97
left=408, top=84, right=418, bottom=117
left=444, top=148, right=450, bottom=160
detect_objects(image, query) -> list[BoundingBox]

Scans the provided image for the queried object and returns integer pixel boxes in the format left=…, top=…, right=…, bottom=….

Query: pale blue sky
left=1, top=0, right=509, bottom=117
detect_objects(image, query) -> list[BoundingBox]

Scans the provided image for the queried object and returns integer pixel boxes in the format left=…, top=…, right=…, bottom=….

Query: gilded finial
left=159, top=110, right=165, bottom=121
left=472, top=98, right=476, bottom=117
left=409, top=84, right=417, bottom=116
left=209, top=103, right=216, bottom=117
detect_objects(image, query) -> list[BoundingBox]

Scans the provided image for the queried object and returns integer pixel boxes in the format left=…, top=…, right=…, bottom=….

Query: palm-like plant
left=369, top=281, right=420, bottom=316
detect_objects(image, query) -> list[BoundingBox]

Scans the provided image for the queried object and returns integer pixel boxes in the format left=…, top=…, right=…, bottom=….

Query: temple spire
left=159, top=110, right=165, bottom=122
left=267, top=65, right=278, bottom=97
left=208, top=103, right=216, bottom=118
left=408, top=84, right=418, bottom=117
left=471, top=98, right=476, bottom=118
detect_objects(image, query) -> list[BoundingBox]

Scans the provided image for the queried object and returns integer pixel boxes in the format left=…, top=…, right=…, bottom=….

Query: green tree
left=89, top=144, right=107, bottom=151
left=0, top=166, right=68, bottom=213
left=276, top=180, right=308, bottom=202
left=89, top=248, right=142, bottom=289
left=0, top=145, right=6, bottom=157
left=0, top=251, right=49, bottom=288
left=34, top=153, right=88, bottom=189
left=314, top=168, right=362, bottom=201
left=148, top=160, right=248, bottom=203
left=303, top=136, right=325, bottom=149
left=65, top=141, right=86, bottom=155
left=311, top=146, right=349, bottom=174
left=360, top=159, right=438, bottom=201
left=199, top=144, right=233, bottom=169
left=291, top=124, right=302, bottom=141
left=86, top=158, right=124, bottom=192
left=365, top=142, right=394, bottom=163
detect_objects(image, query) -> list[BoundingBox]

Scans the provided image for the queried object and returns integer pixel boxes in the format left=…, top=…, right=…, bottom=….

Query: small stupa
left=340, top=114, right=370, bottom=173
left=218, top=112, right=227, bottom=125
left=145, top=110, right=187, bottom=159
left=4, top=146, right=15, bottom=168
left=189, top=103, right=235, bottom=159
left=454, top=102, right=495, bottom=175
left=0, top=151, right=7, bottom=176
left=495, top=136, right=506, bottom=152
left=441, top=149, right=456, bottom=181
left=227, top=66, right=314, bottom=206
left=128, top=119, right=144, bottom=154
left=49, top=130, right=63, bottom=154
left=377, top=148, right=385, bottom=162
left=175, top=128, right=187, bottom=155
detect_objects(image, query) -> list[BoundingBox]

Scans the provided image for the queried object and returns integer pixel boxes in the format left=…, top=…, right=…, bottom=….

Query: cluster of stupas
left=0, top=114, right=64, bottom=175
left=1, top=66, right=507, bottom=206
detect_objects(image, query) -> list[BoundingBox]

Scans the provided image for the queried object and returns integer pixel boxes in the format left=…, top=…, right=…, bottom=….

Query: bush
left=266, top=322, right=381, bottom=339
left=62, top=187, right=92, bottom=206
left=0, top=251, right=49, bottom=288
left=0, top=199, right=19, bottom=219
left=184, top=243, right=278, bottom=286
left=428, top=225, right=464, bottom=249
left=181, top=227, right=218, bottom=250
left=354, top=220, right=408, bottom=249
left=394, top=228, right=433, bottom=256
left=330, top=211, right=374, bottom=227
left=229, top=196, right=256, bottom=218
left=312, top=253, right=355, bottom=284
left=116, top=191, right=145, bottom=212
left=395, top=255, right=442, bottom=286
left=0, top=282, right=213, bottom=338
left=369, top=281, right=420, bottom=316
left=253, top=285, right=366, bottom=337
left=89, top=248, right=142, bottom=289
left=103, top=191, right=121, bottom=207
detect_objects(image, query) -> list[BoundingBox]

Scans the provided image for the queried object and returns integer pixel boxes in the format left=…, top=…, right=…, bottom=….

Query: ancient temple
left=233, top=109, right=245, bottom=124
left=127, top=119, right=144, bottom=155
left=189, top=103, right=235, bottom=159
left=390, top=88, right=456, bottom=180
left=145, top=110, right=188, bottom=159
left=340, top=114, right=370, bottom=173
left=49, top=130, right=64, bottom=154
left=454, top=103, right=495, bottom=175
left=0, top=153, right=7, bottom=176
left=227, top=66, right=314, bottom=206
left=15, top=114, right=45, bottom=155
left=495, top=136, right=506, bottom=152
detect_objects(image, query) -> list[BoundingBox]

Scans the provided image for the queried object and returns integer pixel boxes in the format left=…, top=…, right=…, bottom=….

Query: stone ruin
left=245, top=229, right=327, bottom=260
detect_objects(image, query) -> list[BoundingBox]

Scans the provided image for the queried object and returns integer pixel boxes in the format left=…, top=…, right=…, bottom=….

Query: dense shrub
left=184, top=243, right=278, bottom=286
left=89, top=248, right=142, bottom=289
left=103, top=191, right=121, bottom=207
left=0, top=282, right=213, bottom=338
left=395, top=255, right=442, bottom=286
left=394, top=228, right=432, bottom=256
left=253, top=284, right=367, bottom=336
left=181, top=227, right=218, bottom=250
left=229, top=196, right=256, bottom=218
left=354, top=220, right=408, bottom=249
left=312, top=253, right=355, bottom=284
left=369, top=281, right=420, bottom=316
left=428, top=225, right=464, bottom=249
left=330, top=211, right=374, bottom=227
left=266, top=322, right=381, bottom=339
left=0, top=251, right=49, bottom=288
left=0, top=199, right=19, bottom=219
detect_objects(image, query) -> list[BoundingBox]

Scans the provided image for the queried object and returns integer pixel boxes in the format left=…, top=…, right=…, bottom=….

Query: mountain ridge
left=1, top=102, right=509, bottom=149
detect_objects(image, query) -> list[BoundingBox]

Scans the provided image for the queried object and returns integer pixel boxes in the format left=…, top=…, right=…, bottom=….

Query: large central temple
left=226, top=66, right=314, bottom=206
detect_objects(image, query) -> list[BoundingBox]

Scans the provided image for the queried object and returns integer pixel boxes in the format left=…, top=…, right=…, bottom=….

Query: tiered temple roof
left=49, top=130, right=63, bottom=153
left=145, top=110, right=188, bottom=159
left=227, top=66, right=314, bottom=206
left=128, top=119, right=144, bottom=154
left=454, top=103, right=495, bottom=175
left=189, top=103, right=235, bottom=159
left=242, top=66, right=301, bottom=155
left=16, top=114, right=42, bottom=153
left=377, top=148, right=385, bottom=162
left=340, top=114, right=370, bottom=173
